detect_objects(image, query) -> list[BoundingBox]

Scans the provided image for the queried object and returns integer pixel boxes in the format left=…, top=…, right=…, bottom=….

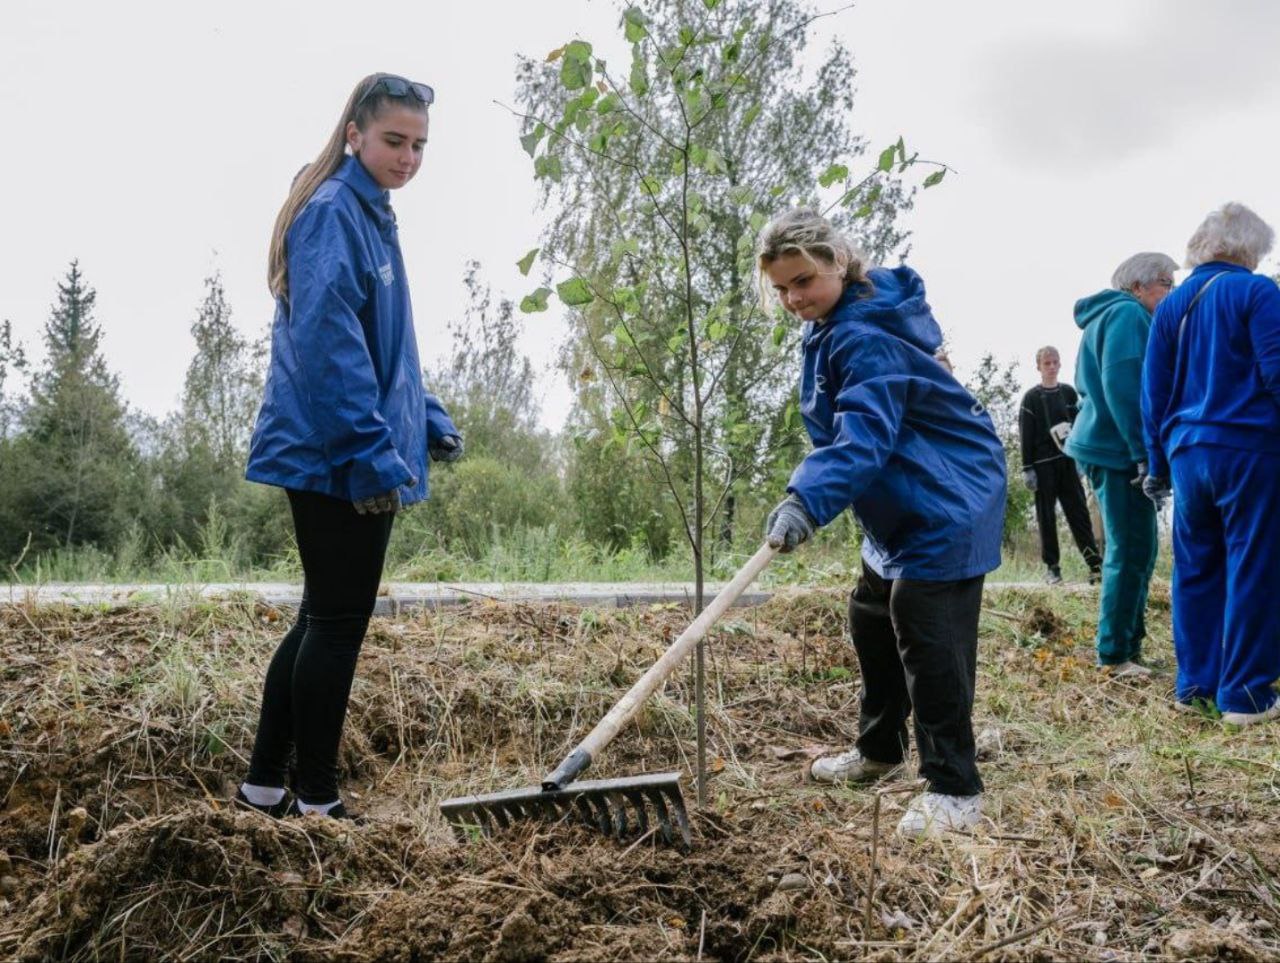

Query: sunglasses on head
left=361, top=74, right=434, bottom=107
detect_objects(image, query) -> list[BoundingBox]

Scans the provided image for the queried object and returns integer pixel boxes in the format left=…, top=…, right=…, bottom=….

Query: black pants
left=1033, top=458, right=1101, bottom=570
left=851, top=566, right=984, bottom=796
left=246, top=489, right=394, bottom=804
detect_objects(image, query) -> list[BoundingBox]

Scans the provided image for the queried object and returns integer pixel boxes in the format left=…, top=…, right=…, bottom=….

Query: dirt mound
left=10, top=805, right=860, bottom=962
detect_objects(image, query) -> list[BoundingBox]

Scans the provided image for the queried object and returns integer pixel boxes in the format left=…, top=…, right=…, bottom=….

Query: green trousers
left=1086, top=464, right=1158, bottom=665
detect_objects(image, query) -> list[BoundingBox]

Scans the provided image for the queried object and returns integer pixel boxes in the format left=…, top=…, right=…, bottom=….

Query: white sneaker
left=1222, top=702, right=1280, bottom=726
left=809, top=748, right=896, bottom=785
left=1109, top=661, right=1152, bottom=679
left=897, top=792, right=983, bottom=838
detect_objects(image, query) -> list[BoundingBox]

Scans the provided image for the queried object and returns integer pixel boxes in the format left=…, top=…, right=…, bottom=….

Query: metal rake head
left=440, top=771, right=691, bottom=849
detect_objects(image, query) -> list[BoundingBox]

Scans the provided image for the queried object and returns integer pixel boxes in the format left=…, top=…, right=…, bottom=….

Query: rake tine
left=589, top=795, right=613, bottom=835
left=574, top=794, right=595, bottom=829
left=660, top=785, right=692, bottom=849
left=624, top=790, right=649, bottom=836
left=646, top=787, right=675, bottom=845
left=608, top=794, right=629, bottom=838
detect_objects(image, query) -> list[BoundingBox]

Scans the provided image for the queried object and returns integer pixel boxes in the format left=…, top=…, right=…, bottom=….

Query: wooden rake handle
left=542, top=541, right=779, bottom=790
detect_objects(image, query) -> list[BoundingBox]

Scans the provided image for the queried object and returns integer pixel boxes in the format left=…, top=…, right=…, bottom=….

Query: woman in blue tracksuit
left=237, top=74, right=462, bottom=818
left=758, top=209, right=1006, bottom=837
left=1141, top=202, right=1280, bottom=725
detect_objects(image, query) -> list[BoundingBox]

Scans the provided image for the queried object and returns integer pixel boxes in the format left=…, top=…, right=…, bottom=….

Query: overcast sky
left=2, top=0, right=1277, bottom=430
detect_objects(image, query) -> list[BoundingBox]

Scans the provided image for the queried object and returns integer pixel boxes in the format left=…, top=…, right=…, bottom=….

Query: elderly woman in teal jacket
left=1142, top=203, right=1280, bottom=724
left=1064, top=252, right=1178, bottom=677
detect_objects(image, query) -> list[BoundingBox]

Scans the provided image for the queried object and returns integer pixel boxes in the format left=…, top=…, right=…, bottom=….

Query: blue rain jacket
left=787, top=266, right=1006, bottom=581
left=246, top=156, right=457, bottom=505
left=1142, top=262, right=1280, bottom=479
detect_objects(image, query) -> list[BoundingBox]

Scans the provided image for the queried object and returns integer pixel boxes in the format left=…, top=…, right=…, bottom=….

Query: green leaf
left=703, top=148, right=727, bottom=175
left=722, top=40, right=740, bottom=63
left=707, top=320, right=728, bottom=341
left=923, top=168, right=947, bottom=188
left=560, top=40, right=594, bottom=90
left=629, top=56, right=649, bottom=97
left=623, top=6, right=647, bottom=42
left=519, top=287, right=551, bottom=313
left=729, top=185, right=753, bottom=206
left=639, top=174, right=662, bottom=195
left=519, top=124, right=545, bottom=158
left=613, top=324, right=636, bottom=347
left=516, top=248, right=539, bottom=276
left=748, top=211, right=767, bottom=232
left=679, top=26, right=696, bottom=45
left=596, top=92, right=620, bottom=114
left=557, top=277, right=595, bottom=306
left=534, top=154, right=563, bottom=182
left=611, top=237, right=640, bottom=258
left=818, top=163, right=848, bottom=188
left=877, top=145, right=896, bottom=173
left=741, top=102, right=761, bottom=129
left=702, top=0, right=720, bottom=8
left=772, top=323, right=787, bottom=347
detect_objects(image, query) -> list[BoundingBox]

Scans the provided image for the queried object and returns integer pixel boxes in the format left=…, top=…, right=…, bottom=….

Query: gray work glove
left=1131, top=460, right=1148, bottom=489
left=430, top=434, right=464, bottom=463
left=765, top=494, right=817, bottom=554
left=1141, top=474, right=1171, bottom=509
left=1022, top=467, right=1038, bottom=492
left=353, top=488, right=401, bottom=515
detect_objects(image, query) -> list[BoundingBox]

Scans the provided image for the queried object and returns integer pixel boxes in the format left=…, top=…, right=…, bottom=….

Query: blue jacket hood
left=818, top=265, right=943, bottom=355
left=787, top=265, right=1006, bottom=581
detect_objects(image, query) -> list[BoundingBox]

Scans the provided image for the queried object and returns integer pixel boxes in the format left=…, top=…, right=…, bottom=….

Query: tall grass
left=7, top=510, right=1173, bottom=587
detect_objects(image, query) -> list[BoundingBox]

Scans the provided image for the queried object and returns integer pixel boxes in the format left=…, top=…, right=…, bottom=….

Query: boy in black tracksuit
left=1019, top=347, right=1102, bottom=584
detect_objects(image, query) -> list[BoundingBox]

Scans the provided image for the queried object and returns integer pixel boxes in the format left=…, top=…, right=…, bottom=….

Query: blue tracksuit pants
left=1171, top=445, right=1280, bottom=714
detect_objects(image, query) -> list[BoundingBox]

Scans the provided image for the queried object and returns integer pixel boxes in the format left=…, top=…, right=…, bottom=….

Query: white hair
left=1185, top=202, right=1275, bottom=271
left=1111, top=252, right=1178, bottom=291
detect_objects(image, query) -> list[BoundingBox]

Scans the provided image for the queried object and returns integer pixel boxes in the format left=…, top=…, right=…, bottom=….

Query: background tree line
left=0, top=0, right=1036, bottom=583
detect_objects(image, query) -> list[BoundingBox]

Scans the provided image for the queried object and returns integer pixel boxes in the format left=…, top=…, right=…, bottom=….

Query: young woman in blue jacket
left=1142, top=202, right=1280, bottom=725
left=238, top=74, right=463, bottom=818
left=758, top=209, right=1006, bottom=837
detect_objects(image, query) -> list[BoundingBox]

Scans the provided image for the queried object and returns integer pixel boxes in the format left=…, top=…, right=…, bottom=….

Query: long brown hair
left=266, top=73, right=427, bottom=300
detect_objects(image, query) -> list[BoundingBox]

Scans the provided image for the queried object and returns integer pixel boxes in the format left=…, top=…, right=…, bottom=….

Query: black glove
left=1130, top=460, right=1148, bottom=489
left=430, top=434, right=464, bottom=463
left=1022, top=468, right=1038, bottom=492
left=1142, top=474, right=1171, bottom=509
left=353, top=488, right=401, bottom=515
left=765, top=494, right=817, bottom=554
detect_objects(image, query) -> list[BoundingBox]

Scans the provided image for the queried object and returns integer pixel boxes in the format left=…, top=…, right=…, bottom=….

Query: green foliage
left=513, top=0, right=927, bottom=599
left=18, top=262, right=144, bottom=555
left=408, top=456, right=563, bottom=558
left=965, top=352, right=1033, bottom=545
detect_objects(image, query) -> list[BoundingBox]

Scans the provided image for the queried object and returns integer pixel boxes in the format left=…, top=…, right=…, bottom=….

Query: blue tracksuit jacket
left=787, top=266, right=1006, bottom=581
left=247, top=155, right=456, bottom=504
left=1142, top=261, right=1280, bottom=714
left=1142, top=261, right=1280, bottom=477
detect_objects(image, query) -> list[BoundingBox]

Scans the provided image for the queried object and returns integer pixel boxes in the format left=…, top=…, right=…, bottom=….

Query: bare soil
left=1, top=586, right=1278, bottom=960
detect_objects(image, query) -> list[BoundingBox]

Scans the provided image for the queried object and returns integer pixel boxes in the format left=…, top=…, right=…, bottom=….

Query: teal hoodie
left=1063, top=289, right=1151, bottom=471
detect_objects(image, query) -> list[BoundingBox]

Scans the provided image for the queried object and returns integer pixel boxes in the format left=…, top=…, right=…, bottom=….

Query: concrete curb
left=1, top=579, right=1088, bottom=613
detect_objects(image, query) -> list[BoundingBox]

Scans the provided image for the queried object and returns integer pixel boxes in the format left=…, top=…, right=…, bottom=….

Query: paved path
left=1, top=579, right=1083, bottom=614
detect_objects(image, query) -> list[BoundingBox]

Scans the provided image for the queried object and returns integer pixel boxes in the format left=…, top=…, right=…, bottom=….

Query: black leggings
left=850, top=566, right=985, bottom=797
left=246, top=489, right=394, bottom=804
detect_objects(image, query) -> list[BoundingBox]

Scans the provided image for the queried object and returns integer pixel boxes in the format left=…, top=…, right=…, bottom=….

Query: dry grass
left=0, top=584, right=1278, bottom=960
